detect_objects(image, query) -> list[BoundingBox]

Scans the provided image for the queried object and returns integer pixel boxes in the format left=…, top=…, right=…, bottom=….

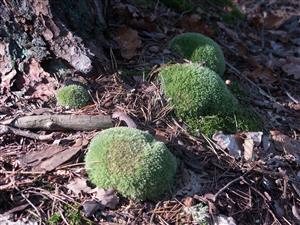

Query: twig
left=21, top=192, right=42, bottom=223
left=201, top=133, right=220, bottom=159
left=0, top=170, right=45, bottom=175
left=212, top=176, right=244, bottom=202
left=284, top=89, right=299, bottom=104
left=0, top=125, right=53, bottom=141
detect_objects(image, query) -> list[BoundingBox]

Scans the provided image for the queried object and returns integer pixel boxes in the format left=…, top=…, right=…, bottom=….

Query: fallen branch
left=0, top=125, right=53, bottom=141
left=7, top=114, right=113, bottom=131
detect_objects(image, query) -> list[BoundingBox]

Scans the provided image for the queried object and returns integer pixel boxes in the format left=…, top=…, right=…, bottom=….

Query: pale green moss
left=85, top=127, right=177, bottom=200
left=159, top=63, right=262, bottom=137
left=159, top=63, right=238, bottom=119
left=187, top=107, right=263, bottom=137
left=169, top=33, right=225, bottom=75
left=56, top=84, right=90, bottom=109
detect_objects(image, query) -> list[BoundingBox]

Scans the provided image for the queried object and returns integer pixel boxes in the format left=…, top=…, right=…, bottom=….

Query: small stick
left=212, top=176, right=244, bottom=202
left=0, top=125, right=53, bottom=141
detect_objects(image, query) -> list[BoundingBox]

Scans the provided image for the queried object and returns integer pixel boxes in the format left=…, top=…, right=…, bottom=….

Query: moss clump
left=56, top=84, right=90, bottom=109
left=159, top=63, right=262, bottom=136
left=159, top=63, right=238, bottom=120
left=187, top=107, right=263, bottom=137
left=169, top=33, right=226, bottom=75
left=85, top=127, right=177, bottom=200
left=160, top=0, right=193, bottom=12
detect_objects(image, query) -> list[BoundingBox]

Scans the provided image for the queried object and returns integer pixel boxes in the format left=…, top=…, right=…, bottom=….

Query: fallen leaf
left=217, top=22, right=240, bottom=42
left=281, top=57, right=300, bottom=79
left=246, top=67, right=278, bottom=86
left=115, top=26, right=141, bottom=59
left=83, top=200, right=103, bottom=217
left=175, top=168, right=210, bottom=197
left=94, top=188, right=119, bottom=209
left=213, top=132, right=262, bottom=160
left=264, top=13, right=288, bottom=29
left=243, top=132, right=263, bottom=161
left=271, top=130, right=300, bottom=164
left=292, top=205, right=300, bottom=221
left=112, top=111, right=137, bottom=128
left=213, top=214, right=237, bottom=225
left=0, top=214, right=38, bottom=225
left=20, top=139, right=84, bottom=172
left=177, top=14, right=213, bottom=36
left=243, top=138, right=254, bottom=161
left=67, top=177, right=92, bottom=196
left=212, top=132, right=243, bottom=158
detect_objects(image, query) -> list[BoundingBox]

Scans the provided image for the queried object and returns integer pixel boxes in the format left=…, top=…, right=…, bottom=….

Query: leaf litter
left=1, top=0, right=300, bottom=224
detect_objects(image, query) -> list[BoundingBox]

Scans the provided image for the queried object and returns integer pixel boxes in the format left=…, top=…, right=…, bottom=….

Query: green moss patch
left=159, top=63, right=262, bottom=137
left=188, top=107, right=263, bottom=137
left=159, top=63, right=238, bottom=119
left=169, top=33, right=225, bottom=75
left=85, top=127, right=177, bottom=200
left=56, top=84, right=90, bottom=109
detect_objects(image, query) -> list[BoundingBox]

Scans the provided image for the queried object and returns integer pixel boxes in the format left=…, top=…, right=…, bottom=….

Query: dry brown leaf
left=281, top=57, right=300, bottom=79
left=213, top=132, right=262, bottom=160
left=217, top=22, right=240, bottom=42
left=292, top=205, right=300, bottom=221
left=213, top=214, right=237, bottom=225
left=177, top=14, right=213, bottom=36
left=264, top=13, right=289, bottom=29
left=246, top=67, right=278, bottom=85
left=175, top=168, right=210, bottom=197
left=115, top=26, right=141, bottom=59
left=20, top=140, right=84, bottom=172
left=83, top=200, right=102, bottom=217
left=243, top=138, right=254, bottom=161
left=271, top=130, right=300, bottom=163
left=94, top=188, right=119, bottom=209
left=212, top=132, right=243, bottom=158
left=67, top=177, right=92, bottom=196
left=112, top=111, right=137, bottom=128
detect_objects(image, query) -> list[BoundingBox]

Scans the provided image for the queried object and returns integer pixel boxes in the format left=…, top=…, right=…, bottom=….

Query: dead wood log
left=10, top=114, right=113, bottom=131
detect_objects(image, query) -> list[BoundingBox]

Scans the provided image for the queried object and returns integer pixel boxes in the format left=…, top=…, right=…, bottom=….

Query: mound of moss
left=187, top=107, right=263, bottom=137
left=85, top=127, right=177, bottom=200
left=160, top=0, right=192, bottom=12
left=159, top=63, right=238, bottom=119
left=169, top=33, right=226, bottom=75
left=56, top=84, right=90, bottom=109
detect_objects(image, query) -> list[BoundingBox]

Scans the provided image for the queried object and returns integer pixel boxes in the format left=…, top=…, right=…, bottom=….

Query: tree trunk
left=0, top=0, right=108, bottom=95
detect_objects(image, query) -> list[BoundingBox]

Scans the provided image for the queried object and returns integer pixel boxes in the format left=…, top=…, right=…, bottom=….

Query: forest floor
left=0, top=0, right=300, bottom=224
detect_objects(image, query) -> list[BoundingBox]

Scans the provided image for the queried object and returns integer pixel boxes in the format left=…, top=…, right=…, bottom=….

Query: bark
left=0, top=0, right=108, bottom=88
